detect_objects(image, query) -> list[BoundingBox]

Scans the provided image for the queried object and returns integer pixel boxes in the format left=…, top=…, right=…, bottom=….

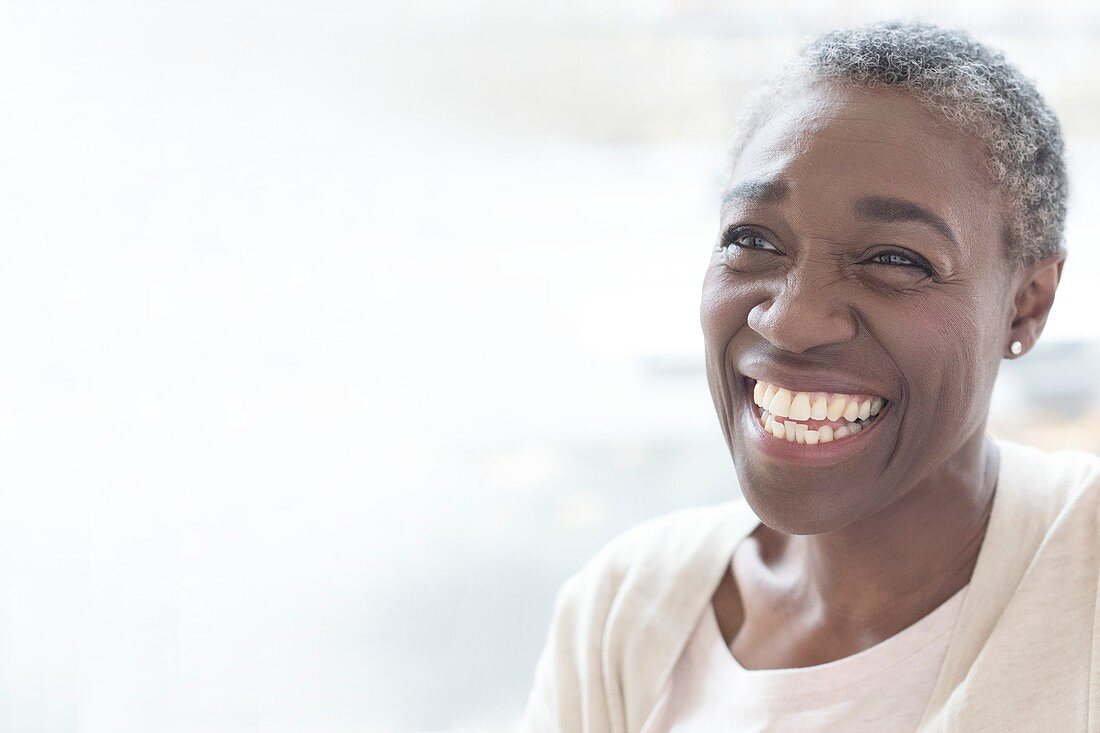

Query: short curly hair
left=729, top=20, right=1068, bottom=265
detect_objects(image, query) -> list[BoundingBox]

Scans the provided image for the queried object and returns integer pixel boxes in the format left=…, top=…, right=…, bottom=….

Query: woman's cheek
left=701, top=270, right=765, bottom=345
left=879, top=299, right=992, bottom=436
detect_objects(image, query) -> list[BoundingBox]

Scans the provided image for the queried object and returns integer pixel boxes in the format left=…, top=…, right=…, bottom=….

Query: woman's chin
left=730, top=402, right=898, bottom=535
left=734, top=474, right=871, bottom=535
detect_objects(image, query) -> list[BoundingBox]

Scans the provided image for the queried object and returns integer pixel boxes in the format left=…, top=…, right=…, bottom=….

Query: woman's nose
left=746, top=276, right=858, bottom=354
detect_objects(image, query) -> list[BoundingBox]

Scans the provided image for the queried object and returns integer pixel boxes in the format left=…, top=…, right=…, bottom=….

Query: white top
left=520, top=440, right=1100, bottom=733
left=640, top=583, right=968, bottom=732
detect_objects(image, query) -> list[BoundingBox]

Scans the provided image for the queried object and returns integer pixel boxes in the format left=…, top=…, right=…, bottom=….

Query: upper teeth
left=752, top=381, right=883, bottom=421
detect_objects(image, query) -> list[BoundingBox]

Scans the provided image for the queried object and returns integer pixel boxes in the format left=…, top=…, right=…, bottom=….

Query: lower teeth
left=758, top=409, right=880, bottom=444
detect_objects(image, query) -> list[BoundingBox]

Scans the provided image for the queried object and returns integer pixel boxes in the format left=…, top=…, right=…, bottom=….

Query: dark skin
left=701, top=81, right=1065, bottom=669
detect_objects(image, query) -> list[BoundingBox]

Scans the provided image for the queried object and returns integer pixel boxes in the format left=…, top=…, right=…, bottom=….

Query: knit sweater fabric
left=520, top=439, right=1100, bottom=733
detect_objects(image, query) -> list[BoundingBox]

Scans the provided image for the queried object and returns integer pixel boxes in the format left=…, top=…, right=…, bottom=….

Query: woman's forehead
left=733, top=84, right=989, bottom=191
left=725, top=83, right=1003, bottom=239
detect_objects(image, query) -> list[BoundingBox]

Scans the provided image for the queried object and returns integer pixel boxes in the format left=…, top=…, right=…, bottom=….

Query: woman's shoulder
left=997, top=438, right=1100, bottom=508
left=565, top=499, right=751, bottom=597
left=543, top=498, right=755, bottom=651
left=522, top=500, right=752, bottom=731
left=993, top=439, right=1100, bottom=559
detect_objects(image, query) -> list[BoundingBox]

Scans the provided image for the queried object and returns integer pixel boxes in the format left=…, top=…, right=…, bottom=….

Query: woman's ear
left=1007, top=253, right=1066, bottom=356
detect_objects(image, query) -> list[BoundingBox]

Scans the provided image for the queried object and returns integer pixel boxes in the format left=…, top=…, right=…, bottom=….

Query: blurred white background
left=2, top=1, right=1098, bottom=731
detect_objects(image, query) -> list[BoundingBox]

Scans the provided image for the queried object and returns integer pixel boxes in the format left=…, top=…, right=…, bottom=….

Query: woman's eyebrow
left=853, top=195, right=960, bottom=248
left=722, top=177, right=790, bottom=205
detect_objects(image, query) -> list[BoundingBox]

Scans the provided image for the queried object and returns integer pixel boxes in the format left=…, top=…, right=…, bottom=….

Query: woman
left=521, top=20, right=1100, bottom=733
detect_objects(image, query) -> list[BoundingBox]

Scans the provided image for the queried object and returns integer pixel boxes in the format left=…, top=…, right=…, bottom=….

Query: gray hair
left=730, top=20, right=1067, bottom=265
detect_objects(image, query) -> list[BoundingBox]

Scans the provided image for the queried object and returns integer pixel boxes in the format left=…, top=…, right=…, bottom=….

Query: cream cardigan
left=520, top=440, right=1100, bottom=732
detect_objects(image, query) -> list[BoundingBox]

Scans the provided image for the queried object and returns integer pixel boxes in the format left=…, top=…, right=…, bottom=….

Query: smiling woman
left=707, top=81, right=1017, bottom=535
left=520, top=20, right=1100, bottom=733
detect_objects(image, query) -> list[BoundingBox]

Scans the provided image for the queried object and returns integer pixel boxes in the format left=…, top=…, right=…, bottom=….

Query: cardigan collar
left=624, top=439, right=1053, bottom=733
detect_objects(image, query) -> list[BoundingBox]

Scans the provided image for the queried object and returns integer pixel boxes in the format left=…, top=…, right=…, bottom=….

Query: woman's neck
left=800, top=435, right=998, bottom=611
left=741, top=433, right=998, bottom=639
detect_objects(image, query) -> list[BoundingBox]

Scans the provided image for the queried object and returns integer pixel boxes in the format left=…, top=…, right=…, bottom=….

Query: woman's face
left=702, top=81, right=1018, bottom=535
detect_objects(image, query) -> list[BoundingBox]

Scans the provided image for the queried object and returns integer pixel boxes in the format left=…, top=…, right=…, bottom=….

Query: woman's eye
left=865, top=249, right=935, bottom=276
left=872, top=251, right=915, bottom=266
left=725, top=229, right=779, bottom=252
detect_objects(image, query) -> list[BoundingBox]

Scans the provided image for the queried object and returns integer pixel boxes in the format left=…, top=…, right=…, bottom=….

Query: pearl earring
left=1010, top=340, right=1024, bottom=356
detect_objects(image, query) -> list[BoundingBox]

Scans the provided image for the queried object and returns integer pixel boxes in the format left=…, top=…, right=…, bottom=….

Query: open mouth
left=748, top=378, right=889, bottom=445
